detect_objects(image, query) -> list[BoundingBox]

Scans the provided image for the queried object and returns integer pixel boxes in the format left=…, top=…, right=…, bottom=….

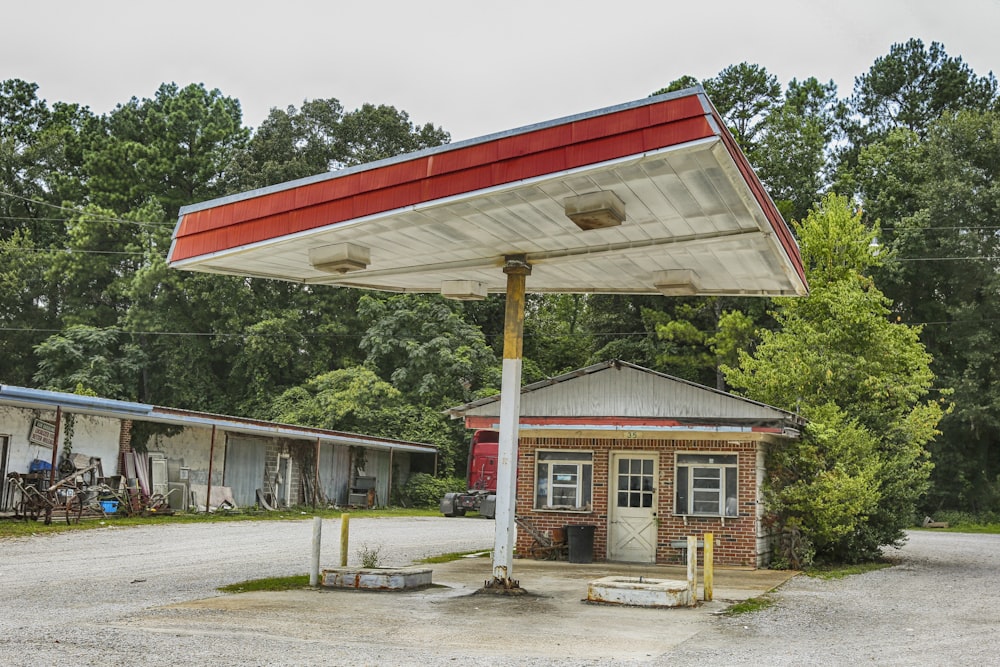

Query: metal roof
left=446, top=360, right=804, bottom=430
left=0, top=385, right=437, bottom=454
left=167, top=88, right=807, bottom=298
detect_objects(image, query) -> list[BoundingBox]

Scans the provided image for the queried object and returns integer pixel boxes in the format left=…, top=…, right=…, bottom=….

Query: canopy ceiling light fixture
left=653, top=269, right=702, bottom=296
left=564, top=191, right=626, bottom=231
left=308, top=243, right=370, bottom=274
left=441, top=280, right=488, bottom=301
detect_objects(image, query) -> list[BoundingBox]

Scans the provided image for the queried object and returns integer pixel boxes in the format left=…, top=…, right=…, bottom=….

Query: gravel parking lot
left=664, top=530, right=1000, bottom=666
left=0, top=516, right=495, bottom=666
left=0, top=519, right=997, bottom=666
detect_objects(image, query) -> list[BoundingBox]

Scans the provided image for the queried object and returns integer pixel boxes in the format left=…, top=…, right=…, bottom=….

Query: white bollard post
left=687, top=535, right=698, bottom=606
left=310, top=516, right=322, bottom=586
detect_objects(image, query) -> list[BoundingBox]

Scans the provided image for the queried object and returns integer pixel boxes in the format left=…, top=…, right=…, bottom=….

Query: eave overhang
left=168, top=88, right=807, bottom=298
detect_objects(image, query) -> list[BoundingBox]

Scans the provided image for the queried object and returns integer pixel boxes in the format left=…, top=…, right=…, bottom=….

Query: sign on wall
left=28, top=418, right=56, bottom=448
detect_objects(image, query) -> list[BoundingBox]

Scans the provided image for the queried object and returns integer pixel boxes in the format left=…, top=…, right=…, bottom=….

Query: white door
left=609, top=453, right=658, bottom=563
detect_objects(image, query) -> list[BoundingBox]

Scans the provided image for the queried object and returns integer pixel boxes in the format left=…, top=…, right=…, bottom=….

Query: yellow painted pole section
left=687, top=535, right=698, bottom=606
left=492, top=256, right=530, bottom=585
left=340, top=513, right=350, bottom=567
left=704, top=532, right=714, bottom=601
left=502, top=268, right=527, bottom=359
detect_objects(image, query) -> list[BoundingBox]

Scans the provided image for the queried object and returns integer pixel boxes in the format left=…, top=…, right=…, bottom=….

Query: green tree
left=850, top=38, right=997, bottom=137
left=837, top=39, right=998, bottom=191
left=522, top=294, right=594, bottom=377
left=703, top=63, right=782, bottom=150
left=270, top=366, right=466, bottom=473
left=335, top=103, right=449, bottom=167
left=725, top=194, right=942, bottom=563
left=226, top=98, right=347, bottom=189
left=358, top=294, right=498, bottom=407
left=0, top=228, right=58, bottom=385
left=0, top=79, right=90, bottom=244
left=228, top=99, right=449, bottom=190
left=856, top=109, right=1000, bottom=511
left=753, top=78, right=840, bottom=221
left=33, top=325, right=146, bottom=399
left=84, top=82, right=248, bottom=217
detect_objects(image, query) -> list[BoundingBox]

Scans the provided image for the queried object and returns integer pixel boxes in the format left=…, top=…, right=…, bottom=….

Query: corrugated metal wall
left=318, top=443, right=351, bottom=506
left=224, top=435, right=267, bottom=507
left=472, top=366, right=791, bottom=422
left=371, top=450, right=391, bottom=508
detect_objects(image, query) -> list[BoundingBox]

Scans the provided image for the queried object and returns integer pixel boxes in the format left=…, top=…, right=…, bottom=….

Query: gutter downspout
left=314, top=437, right=320, bottom=509
left=206, top=424, right=216, bottom=512
left=388, top=448, right=394, bottom=508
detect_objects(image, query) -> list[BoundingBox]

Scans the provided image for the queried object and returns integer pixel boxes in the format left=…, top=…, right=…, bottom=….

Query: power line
left=0, top=190, right=173, bottom=228
left=9, top=247, right=159, bottom=257
left=891, top=256, right=1000, bottom=262
left=881, top=226, right=1000, bottom=232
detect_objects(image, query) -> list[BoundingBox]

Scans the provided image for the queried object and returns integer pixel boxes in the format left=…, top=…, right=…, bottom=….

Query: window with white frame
left=535, top=451, right=593, bottom=511
left=674, top=453, right=738, bottom=517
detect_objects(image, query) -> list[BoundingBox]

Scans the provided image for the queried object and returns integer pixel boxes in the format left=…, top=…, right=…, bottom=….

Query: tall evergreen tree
left=725, top=194, right=942, bottom=563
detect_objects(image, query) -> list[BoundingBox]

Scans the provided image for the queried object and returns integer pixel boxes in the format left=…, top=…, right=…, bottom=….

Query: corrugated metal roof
left=445, top=360, right=803, bottom=429
left=0, top=385, right=436, bottom=453
left=167, top=87, right=806, bottom=298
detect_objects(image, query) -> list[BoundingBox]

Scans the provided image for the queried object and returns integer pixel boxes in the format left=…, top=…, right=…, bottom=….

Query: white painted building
left=0, top=386, right=437, bottom=513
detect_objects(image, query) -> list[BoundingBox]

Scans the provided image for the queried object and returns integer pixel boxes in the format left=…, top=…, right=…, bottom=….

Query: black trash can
left=565, top=524, right=595, bottom=563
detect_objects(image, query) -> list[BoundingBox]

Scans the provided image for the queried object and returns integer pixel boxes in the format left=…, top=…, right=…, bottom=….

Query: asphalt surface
left=2, top=517, right=995, bottom=665
left=0, top=514, right=789, bottom=666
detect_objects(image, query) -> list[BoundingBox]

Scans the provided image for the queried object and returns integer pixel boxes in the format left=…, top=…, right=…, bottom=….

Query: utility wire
left=0, top=190, right=173, bottom=228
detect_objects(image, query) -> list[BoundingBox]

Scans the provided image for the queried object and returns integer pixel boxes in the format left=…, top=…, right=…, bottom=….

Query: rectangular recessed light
left=441, top=280, right=488, bottom=300
left=309, top=243, right=370, bottom=274
left=565, top=191, right=626, bottom=230
left=653, top=269, right=701, bottom=296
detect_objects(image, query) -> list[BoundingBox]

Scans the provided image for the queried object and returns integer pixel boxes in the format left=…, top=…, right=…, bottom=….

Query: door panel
left=609, top=453, right=658, bottom=563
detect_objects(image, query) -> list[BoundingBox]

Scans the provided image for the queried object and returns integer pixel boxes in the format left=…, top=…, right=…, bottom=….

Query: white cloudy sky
left=4, top=0, right=999, bottom=141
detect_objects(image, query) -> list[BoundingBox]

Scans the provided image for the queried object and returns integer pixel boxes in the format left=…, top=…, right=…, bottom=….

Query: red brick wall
left=515, top=435, right=760, bottom=567
left=118, top=419, right=133, bottom=453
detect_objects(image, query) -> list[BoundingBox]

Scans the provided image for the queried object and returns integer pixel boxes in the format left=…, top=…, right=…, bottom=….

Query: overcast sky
left=5, top=0, right=1000, bottom=142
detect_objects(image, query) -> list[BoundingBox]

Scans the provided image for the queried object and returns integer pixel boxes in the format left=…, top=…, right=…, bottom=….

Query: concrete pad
left=148, top=557, right=797, bottom=663
left=587, top=576, right=692, bottom=607
left=322, top=566, right=432, bottom=590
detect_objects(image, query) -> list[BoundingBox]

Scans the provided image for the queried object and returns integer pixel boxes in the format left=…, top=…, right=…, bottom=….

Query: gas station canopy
left=168, top=88, right=806, bottom=298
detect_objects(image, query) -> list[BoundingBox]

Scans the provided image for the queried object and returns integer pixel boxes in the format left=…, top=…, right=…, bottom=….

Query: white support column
left=491, top=255, right=530, bottom=586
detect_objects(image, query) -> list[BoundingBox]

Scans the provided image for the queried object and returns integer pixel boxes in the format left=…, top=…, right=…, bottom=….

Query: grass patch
left=218, top=574, right=311, bottom=594
left=724, top=594, right=775, bottom=616
left=420, top=550, right=490, bottom=564
left=915, top=523, right=1000, bottom=534
left=219, top=547, right=484, bottom=593
left=804, top=561, right=892, bottom=580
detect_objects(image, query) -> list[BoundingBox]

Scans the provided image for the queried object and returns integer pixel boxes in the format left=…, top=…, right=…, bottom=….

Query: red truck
left=439, top=429, right=498, bottom=518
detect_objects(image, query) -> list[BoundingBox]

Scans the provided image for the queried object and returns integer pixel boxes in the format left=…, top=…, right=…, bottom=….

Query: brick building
left=447, top=360, right=803, bottom=568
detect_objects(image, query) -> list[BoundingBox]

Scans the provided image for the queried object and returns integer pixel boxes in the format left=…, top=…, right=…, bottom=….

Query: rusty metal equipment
left=5, top=458, right=174, bottom=524
left=514, top=515, right=567, bottom=560
left=6, top=472, right=55, bottom=522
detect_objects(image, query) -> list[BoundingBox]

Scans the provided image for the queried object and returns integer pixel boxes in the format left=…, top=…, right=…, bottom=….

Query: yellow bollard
left=340, top=513, right=350, bottom=567
left=703, top=533, right=714, bottom=601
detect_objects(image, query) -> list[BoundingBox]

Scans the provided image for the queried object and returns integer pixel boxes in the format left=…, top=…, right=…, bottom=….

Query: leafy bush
left=401, top=473, right=468, bottom=508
